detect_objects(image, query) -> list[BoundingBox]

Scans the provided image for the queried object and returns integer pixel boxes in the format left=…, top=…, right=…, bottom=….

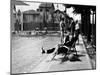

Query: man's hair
left=70, top=17, right=73, bottom=20
left=61, top=18, right=64, bottom=21
left=76, top=20, right=78, bottom=23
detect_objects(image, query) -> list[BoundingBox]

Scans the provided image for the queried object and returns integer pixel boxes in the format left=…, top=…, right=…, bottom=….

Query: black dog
left=41, top=35, right=69, bottom=54
left=41, top=45, right=69, bottom=60
left=41, top=47, right=55, bottom=54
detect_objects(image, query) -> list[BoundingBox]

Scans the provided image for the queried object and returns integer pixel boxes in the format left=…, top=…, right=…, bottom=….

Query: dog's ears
left=41, top=46, right=45, bottom=54
left=41, top=46, right=44, bottom=51
left=41, top=46, right=43, bottom=49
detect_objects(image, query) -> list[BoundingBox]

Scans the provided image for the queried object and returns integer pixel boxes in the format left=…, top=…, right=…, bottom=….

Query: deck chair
left=51, top=35, right=78, bottom=60
left=64, top=35, right=79, bottom=55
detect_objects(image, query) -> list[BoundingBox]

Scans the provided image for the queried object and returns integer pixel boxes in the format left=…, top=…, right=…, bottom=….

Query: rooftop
left=23, top=10, right=40, bottom=14
left=11, top=0, right=29, bottom=6
left=39, top=3, right=54, bottom=9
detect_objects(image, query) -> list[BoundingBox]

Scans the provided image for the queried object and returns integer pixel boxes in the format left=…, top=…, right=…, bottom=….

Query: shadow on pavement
left=60, top=54, right=86, bottom=64
left=46, top=54, right=85, bottom=63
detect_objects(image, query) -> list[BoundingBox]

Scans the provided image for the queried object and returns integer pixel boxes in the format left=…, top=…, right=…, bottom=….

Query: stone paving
left=11, top=34, right=92, bottom=74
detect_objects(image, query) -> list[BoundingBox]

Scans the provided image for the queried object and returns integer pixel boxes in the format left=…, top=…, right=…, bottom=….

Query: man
left=60, top=18, right=65, bottom=44
left=71, top=19, right=76, bottom=38
left=75, top=20, right=80, bottom=44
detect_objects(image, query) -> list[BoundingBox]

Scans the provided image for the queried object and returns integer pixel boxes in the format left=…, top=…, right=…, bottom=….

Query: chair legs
left=51, top=47, right=77, bottom=61
left=73, top=47, right=77, bottom=55
left=68, top=47, right=77, bottom=55
left=51, top=52, right=57, bottom=60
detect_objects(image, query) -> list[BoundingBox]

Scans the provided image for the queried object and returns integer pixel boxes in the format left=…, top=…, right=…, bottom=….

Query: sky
left=16, top=2, right=66, bottom=12
left=15, top=1, right=81, bottom=21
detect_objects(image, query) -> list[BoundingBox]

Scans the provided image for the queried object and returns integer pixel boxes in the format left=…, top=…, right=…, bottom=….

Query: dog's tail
left=41, top=46, right=45, bottom=54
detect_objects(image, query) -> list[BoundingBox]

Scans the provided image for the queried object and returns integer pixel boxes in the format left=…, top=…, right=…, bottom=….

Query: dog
left=41, top=47, right=55, bottom=54
left=41, top=35, right=70, bottom=60
left=41, top=45, right=69, bottom=60
left=41, top=35, right=69, bottom=54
